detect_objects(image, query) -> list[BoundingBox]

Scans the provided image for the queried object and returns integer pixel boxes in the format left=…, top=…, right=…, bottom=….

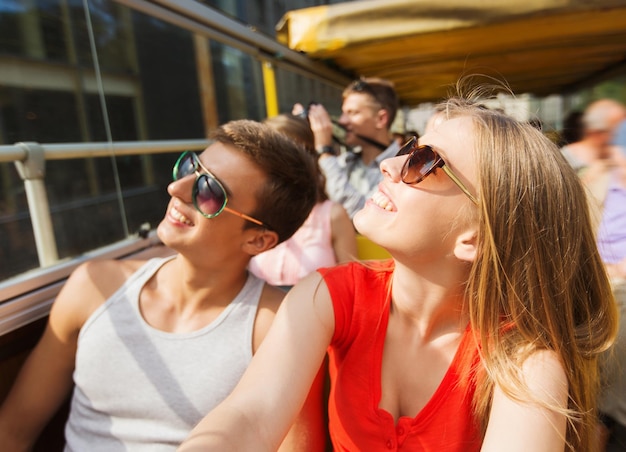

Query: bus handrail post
left=14, top=142, right=59, bottom=267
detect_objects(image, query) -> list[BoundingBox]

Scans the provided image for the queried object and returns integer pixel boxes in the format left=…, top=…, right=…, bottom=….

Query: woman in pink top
left=249, top=114, right=357, bottom=288
left=181, top=84, right=618, bottom=452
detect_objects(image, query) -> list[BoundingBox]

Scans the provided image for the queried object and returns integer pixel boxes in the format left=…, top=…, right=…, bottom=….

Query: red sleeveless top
left=319, top=261, right=482, bottom=451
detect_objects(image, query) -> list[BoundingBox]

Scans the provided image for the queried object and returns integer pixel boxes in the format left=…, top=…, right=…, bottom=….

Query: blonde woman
left=180, top=90, right=618, bottom=452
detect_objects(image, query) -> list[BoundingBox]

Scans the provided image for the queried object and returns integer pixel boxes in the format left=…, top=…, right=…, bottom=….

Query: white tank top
left=64, top=256, right=264, bottom=451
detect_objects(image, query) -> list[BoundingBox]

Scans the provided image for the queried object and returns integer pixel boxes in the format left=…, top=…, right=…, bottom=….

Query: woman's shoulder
left=319, top=259, right=393, bottom=278
left=521, top=349, right=567, bottom=395
left=318, top=260, right=394, bottom=309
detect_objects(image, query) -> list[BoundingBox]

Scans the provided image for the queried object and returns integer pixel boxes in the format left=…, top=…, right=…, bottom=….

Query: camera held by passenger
left=295, top=101, right=319, bottom=120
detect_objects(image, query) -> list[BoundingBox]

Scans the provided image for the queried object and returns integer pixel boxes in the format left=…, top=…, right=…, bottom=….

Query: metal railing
left=0, top=139, right=208, bottom=335
left=0, top=139, right=207, bottom=266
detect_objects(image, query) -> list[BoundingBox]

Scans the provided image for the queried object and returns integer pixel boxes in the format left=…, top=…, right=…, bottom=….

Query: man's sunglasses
left=173, top=151, right=267, bottom=227
left=350, top=79, right=375, bottom=95
left=396, top=137, right=478, bottom=204
left=349, top=79, right=383, bottom=106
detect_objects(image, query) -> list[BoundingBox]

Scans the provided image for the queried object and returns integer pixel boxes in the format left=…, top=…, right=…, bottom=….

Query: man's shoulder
left=257, top=282, right=286, bottom=314
left=73, top=259, right=146, bottom=292
left=49, top=259, right=142, bottom=334
left=251, top=282, right=287, bottom=353
left=58, top=259, right=149, bottom=316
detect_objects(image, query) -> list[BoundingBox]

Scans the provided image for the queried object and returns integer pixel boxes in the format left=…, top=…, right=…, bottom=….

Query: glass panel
left=199, top=0, right=332, bottom=36
left=274, top=68, right=342, bottom=118
left=0, top=162, right=34, bottom=278
left=0, top=0, right=67, bottom=62
left=71, top=0, right=135, bottom=71
left=0, top=88, right=82, bottom=143
left=210, top=41, right=265, bottom=122
left=0, top=0, right=205, bottom=281
left=0, top=0, right=369, bottom=284
left=132, top=12, right=204, bottom=140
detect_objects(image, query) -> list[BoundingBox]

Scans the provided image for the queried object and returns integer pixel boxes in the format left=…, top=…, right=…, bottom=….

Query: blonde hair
left=439, top=90, right=618, bottom=451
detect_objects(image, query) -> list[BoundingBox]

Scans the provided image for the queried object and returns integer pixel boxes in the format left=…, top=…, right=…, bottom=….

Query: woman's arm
left=278, top=358, right=329, bottom=452
left=481, top=350, right=569, bottom=452
left=179, top=271, right=335, bottom=451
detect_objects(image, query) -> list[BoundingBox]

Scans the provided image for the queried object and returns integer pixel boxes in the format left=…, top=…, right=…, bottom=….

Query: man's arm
left=306, top=103, right=380, bottom=218
left=0, top=261, right=114, bottom=450
left=318, top=156, right=372, bottom=218
left=605, top=258, right=626, bottom=279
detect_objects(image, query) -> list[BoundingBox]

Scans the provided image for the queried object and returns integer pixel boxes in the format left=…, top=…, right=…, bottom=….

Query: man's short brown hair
left=210, top=120, right=317, bottom=244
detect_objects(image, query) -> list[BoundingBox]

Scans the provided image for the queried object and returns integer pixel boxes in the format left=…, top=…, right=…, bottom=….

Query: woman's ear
left=243, top=229, right=279, bottom=256
left=454, top=229, right=478, bottom=263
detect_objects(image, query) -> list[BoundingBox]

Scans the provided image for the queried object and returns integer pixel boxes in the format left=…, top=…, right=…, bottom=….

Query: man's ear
left=454, top=229, right=478, bottom=263
left=243, top=228, right=279, bottom=256
left=375, top=108, right=389, bottom=130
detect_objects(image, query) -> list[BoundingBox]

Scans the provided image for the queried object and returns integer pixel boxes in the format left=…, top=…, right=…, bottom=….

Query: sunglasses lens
left=401, top=145, right=439, bottom=184
left=174, top=153, right=196, bottom=180
left=353, top=80, right=367, bottom=91
left=194, top=174, right=226, bottom=216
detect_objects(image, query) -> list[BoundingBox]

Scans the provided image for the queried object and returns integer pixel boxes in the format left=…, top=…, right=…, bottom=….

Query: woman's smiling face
left=354, top=116, right=478, bottom=260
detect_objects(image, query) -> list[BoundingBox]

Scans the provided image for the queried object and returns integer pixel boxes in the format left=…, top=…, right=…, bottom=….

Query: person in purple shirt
left=614, top=119, right=626, bottom=146
left=594, top=157, right=626, bottom=452
left=575, top=101, right=626, bottom=452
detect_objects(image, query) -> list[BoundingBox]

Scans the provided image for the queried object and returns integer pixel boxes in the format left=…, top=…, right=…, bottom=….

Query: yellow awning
left=276, top=0, right=626, bottom=105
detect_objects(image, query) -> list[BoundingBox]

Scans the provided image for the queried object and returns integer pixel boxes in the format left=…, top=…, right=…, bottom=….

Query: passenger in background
left=392, top=132, right=406, bottom=147
left=562, top=100, right=626, bottom=452
left=298, top=77, right=400, bottom=219
left=527, top=116, right=543, bottom=131
left=558, top=110, right=584, bottom=147
left=249, top=114, right=357, bottom=290
left=180, top=90, right=617, bottom=452
left=0, top=121, right=324, bottom=451
left=560, top=99, right=626, bottom=174
left=405, top=130, right=420, bottom=142
left=392, top=130, right=420, bottom=148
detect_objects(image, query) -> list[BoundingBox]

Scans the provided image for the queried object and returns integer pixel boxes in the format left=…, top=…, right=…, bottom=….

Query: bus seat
left=356, top=235, right=391, bottom=260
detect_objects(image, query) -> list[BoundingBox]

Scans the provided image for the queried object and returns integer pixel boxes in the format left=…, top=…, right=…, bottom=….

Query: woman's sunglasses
left=397, top=137, right=478, bottom=204
left=172, top=151, right=267, bottom=227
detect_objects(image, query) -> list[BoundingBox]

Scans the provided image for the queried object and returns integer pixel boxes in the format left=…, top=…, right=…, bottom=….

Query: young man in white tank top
left=0, top=120, right=324, bottom=451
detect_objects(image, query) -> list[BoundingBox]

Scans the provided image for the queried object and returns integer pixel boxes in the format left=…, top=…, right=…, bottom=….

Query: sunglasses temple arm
left=222, top=206, right=265, bottom=227
left=441, top=166, right=479, bottom=205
